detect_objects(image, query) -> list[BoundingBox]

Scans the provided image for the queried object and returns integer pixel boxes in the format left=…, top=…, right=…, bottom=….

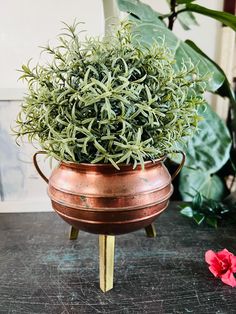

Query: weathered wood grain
left=0, top=203, right=236, bottom=313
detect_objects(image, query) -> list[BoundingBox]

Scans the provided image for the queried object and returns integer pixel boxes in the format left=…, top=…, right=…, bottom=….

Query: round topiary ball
left=15, top=21, right=207, bottom=169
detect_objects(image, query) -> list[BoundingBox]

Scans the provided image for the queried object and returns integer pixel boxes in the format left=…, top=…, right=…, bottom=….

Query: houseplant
left=116, top=0, right=236, bottom=224
left=14, top=20, right=207, bottom=291
left=15, top=20, right=206, bottom=233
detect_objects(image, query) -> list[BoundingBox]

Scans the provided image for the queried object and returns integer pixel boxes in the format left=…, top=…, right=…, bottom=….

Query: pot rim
left=60, top=156, right=166, bottom=171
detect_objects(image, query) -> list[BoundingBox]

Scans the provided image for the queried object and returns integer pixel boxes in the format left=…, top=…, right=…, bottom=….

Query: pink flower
left=205, top=249, right=236, bottom=287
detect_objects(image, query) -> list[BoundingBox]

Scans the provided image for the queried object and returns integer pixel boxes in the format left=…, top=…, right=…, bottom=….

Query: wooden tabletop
left=0, top=202, right=236, bottom=313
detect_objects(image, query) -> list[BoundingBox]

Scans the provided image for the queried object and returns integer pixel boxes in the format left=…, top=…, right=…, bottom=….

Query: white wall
left=0, top=0, right=224, bottom=99
left=0, top=100, right=54, bottom=212
left=0, top=0, right=104, bottom=99
left=0, top=0, right=104, bottom=212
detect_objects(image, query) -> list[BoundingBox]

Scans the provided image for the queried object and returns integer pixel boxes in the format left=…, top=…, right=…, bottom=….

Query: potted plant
left=116, top=0, right=236, bottom=213
left=15, top=20, right=207, bottom=291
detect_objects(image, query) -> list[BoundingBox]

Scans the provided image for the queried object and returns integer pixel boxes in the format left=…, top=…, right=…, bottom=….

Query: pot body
left=47, top=159, right=173, bottom=235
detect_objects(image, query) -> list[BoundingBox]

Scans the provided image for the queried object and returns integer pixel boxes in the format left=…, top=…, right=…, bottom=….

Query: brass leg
left=145, top=224, right=157, bottom=237
left=69, top=226, right=79, bottom=240
left=99, top=235, right=115, bottom=292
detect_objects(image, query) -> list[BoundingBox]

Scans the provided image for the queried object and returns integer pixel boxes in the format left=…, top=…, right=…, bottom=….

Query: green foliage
left=164, top=0, right=198, bottom=31
left=173, top=104, right=231, bottom=173
left=185, top=3, right=236, bottom=31
left=15, top=21, right=206, bottom=168
left=117, top=0, right=162, bottom=21
left=115, top=0, right=236, bottom=233
left=176, top=0, right=196, bottom=4
left=176, top=104, right=231, bottom=202
left=179, top=192, right=232, bottom=228
left=179, top=167, right=226, bottom=201
left=117, top=0, right=236, bottom=210
left=117, top=0, right=225, bottom=93
left=185, top=40, right=236, bottom=105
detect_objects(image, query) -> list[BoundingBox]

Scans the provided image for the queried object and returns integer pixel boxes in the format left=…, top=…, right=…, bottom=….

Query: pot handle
left=33, top=151, right=49, bottom=184
left=169, top=150, right=186, bottom=181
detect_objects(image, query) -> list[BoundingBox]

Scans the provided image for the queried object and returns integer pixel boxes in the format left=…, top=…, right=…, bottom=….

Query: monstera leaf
left=173, top=104, right=231, bottom=173
left=117, top=0, right=233, bottom=203
left=117, top=0, right=225, bottom=93
left=185, top=40, right=236, bottom=147
left=176, top=104, right=231, bottom=201
left=179, top=167, right=226, bottom=201
left=186, top=3, right=236, bottom=31
left=117, top=0, right=162, bottom=21
left=185, top=40, right=236, bottom=105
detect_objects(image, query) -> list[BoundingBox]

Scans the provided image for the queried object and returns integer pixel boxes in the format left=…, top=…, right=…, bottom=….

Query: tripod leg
left=69, top=226, right=79, bottom=240
left=145, top=224, right=157, bottom=238
left=99, top=235, right=115, bottom=292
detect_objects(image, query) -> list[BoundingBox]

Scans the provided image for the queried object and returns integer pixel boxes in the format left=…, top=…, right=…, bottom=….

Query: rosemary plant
left=15, top=21, right=207, bottom=169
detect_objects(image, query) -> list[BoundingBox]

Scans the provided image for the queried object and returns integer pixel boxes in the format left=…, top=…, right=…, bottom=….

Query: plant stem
left=176, top=8, right=188, bottom=15
left=168, top=0, right=177, bottom=30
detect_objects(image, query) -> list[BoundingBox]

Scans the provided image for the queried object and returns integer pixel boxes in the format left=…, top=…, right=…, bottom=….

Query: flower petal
left=230, top=255, right=236, bottom=273
left=220, top=270, right=236, bottom=287
left=205, top=250, right=217, bottom=265
left=209, top=265, right=220, bottom=277
left=217, top=249, right=232, bottom=261
left=217, top=248, right=231, bottom=255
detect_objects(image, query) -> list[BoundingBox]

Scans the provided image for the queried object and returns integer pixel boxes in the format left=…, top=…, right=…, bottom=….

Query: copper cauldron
left=33, top=151, right=185, bottom=235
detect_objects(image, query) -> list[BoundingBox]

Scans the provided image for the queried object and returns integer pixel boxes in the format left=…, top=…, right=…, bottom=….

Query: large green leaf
left=117, top=0, right=225, bottom=92
left=184, top=42, right=235, bottom=171
left=185, top=40, right=236, bottom=105
left=186, top=4, right=236, bottom=31
left=133, top=21, right=224, bottom=92
left=117, top=0, right=162, bottom=22
left=173, top=104, right=231, bottom=173
left=179, top=167, right=225, bottom=201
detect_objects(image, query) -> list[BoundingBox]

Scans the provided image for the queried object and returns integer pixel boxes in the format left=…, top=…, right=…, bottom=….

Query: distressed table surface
left=0, top=203, right=236, bottom=314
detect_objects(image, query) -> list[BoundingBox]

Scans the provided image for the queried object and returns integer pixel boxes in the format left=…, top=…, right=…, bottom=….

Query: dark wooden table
left=0, top=202, right=236, bottom=314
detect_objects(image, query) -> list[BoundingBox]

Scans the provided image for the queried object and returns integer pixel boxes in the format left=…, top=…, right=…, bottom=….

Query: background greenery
left=117, top=0, right=236, bottom=225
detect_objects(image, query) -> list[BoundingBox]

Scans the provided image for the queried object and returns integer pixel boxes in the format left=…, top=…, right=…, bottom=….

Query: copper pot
left=33, top=152, right=185, bottom=235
